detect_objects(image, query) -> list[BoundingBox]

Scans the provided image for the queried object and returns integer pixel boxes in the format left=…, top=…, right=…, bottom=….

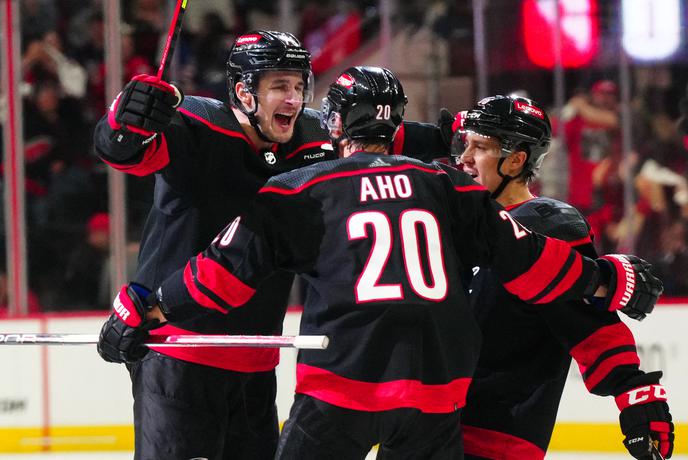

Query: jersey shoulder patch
left=510, top=197, right=591, bottom=242
left=178, top=96, right=242, bottom=132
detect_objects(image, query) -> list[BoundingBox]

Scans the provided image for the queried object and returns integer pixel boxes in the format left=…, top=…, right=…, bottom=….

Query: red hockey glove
left=594, top=254, right=663, bottom=321
left=97, top=283, right=161, bottom=364
left=108, top=74, right=183, bottom=137
left=616, top=372, right=674, bottom=459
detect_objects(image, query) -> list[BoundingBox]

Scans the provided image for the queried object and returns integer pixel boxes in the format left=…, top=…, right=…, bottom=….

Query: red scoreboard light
left=522, top=0, right=599, bottom=68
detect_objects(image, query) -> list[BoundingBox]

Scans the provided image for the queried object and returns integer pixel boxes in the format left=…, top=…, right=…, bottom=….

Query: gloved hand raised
left=593, top=254, right=663, bottom=321
left=437, top=108, right=466, bottom=150
left=616, top=371, right=674, bottom=459
left=97, top=283, right=162, bottom=364
left=109, top=74, right=183, bottom=136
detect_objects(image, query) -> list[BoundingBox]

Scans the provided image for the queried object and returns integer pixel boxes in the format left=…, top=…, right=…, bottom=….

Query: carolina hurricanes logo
left=236, top=34, right=262, bottom=45
left=514, top=101, right=545, bottom=119
left=336, top=74, right=355, bottom=88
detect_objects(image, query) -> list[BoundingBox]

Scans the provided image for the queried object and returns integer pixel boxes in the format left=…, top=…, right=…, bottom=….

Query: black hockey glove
left=97, top=283, right=161, bottom=364
left=616, top=371, right=674, bottom=459
left=111, top=74, right=183, bottom=136
left=593, top=254, right=663, bottom=321
left=437, top=108, right=456, bottom=149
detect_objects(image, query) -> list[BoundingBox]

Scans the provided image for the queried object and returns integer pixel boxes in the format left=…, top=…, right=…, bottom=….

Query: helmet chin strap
left=491, top=156, right=528, bottom=200
left=330, top=133, right=347, bottom=155
left=491, top=157, right=513, bottom=199
left=239, top=97, right=280, bottom=144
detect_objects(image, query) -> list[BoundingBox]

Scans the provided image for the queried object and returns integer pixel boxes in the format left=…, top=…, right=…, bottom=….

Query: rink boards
left=0, top=304, right=686, bottom=454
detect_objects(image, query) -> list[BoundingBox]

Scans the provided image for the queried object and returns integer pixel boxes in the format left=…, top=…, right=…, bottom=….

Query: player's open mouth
left=274, top=113, right=295, bottom=129
left=462, top=167, right=479, bottom=179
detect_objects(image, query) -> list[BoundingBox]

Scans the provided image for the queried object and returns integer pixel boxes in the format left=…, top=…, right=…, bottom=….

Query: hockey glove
left=594, top=254, right=663, bottom=321
left=110, top=74, right=183, bottom=136
left=437, top=108, right=456, bottom=149
left=97, top=283, right=161, bottom=364
left=616, top=371, right=674, bottom=459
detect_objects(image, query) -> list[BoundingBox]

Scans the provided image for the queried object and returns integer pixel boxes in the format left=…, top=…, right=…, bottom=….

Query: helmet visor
left=320, top=98, right=343, bottom=137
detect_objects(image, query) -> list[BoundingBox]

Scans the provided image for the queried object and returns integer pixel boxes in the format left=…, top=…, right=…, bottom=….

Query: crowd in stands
left=1, top=0, right=687, bottom=315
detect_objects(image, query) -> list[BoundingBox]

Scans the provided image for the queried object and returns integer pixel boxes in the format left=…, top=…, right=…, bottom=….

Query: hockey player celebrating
left=455, top=95, right=674, bottom=460
left=103, top=67, right=662, bottom=459
left=94, top=31, right=450, bottom=460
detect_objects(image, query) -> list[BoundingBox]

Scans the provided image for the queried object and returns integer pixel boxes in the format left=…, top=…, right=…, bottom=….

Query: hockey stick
left=0, top=333, right=329, bottom=349
left=157, top=0, right=188, bottom=80
left=650, top=443, right=665, bottom=460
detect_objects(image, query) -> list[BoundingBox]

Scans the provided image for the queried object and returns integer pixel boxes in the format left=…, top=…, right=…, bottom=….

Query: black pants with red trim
left=276, top=394, right=463, bottom=460
left=128, top=352, right=279, bottom=460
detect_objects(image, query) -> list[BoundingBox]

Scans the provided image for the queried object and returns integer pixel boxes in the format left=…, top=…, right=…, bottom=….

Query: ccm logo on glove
left=616, top=384, right=667, bottom=410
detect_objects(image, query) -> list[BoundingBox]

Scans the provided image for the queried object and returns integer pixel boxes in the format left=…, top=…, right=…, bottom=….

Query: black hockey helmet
left=226, top=30, right=313, bottom=111
left=321, top=66, right=407, bottom=145
left=462, top=95, right=552, bottom=173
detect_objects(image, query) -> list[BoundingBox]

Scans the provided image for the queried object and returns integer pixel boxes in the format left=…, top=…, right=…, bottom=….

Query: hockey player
left=94, top=32, right=449, bottom=460
left=104, top=67, right=661, bottom=459
left=455, top=95, right=674, bottom=460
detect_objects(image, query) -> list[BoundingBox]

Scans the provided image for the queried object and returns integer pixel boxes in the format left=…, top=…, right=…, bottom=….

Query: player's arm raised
left=445, top=166, right=662, bottom=316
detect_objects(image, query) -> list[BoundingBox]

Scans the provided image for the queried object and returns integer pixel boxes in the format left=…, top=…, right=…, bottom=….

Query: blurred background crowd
left=1, top=0, right=688, bottom=314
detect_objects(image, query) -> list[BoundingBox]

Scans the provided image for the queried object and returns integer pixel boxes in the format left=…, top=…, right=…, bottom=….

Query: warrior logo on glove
left=595, top=254, right=663, bottom=321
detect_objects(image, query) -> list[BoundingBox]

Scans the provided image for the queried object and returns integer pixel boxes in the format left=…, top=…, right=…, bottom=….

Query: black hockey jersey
left=93, top=96, right=448, bottom=371
left=157, top=154, right=601, bottom=413
left=462, top=197, right=643, bottom=460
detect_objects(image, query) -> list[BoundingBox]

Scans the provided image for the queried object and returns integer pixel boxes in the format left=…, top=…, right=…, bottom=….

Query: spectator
left=58, top=213, right=111, bottom=310
left=22, top=31, right=87, bottom=99
left=563, top=80, right=624, bottom=252
left=647, top=219, right=688, bottom=296
left=73, top=11, right=106, bottom=122
left=20, top=0, right=58, bottom=44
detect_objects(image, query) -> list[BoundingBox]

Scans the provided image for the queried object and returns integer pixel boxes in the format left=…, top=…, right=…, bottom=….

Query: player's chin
left=268, top=128, right=294, bottom=144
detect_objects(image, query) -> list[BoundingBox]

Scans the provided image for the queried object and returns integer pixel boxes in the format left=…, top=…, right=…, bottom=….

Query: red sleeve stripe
left=453, top=184, right=488, bottom=192
left=193, top=254, right=256, bottom=308
left=391, top=122, right=406, bottom=155
left=183, top=262, right=229, bottom=313
left=260, top=163, right=444, bottom=195
left=581, top=351, right=640, bottom=392
left=100, top=135, right=171, bottom=177
left=568, top=234, right=593, bottom=247
left=182, top=255, right=256, bottom=313
left=463, top=425, right=545, bottom=460
left=295, top=363, right=471, bottom=413
left=177, top=107, right=258, bottom=152
left=533, top=251, right=582, bottom=304
left=503, top=237, right=573, bottom=302
left=284, top=141, right=329, bottom=159
left=571, top=322, right=637, bottom=370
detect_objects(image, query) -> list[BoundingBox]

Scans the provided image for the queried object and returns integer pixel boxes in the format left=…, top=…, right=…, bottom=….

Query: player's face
left=459, top=132, right=505, bottom=192
left=254, top=71, right=306, bottom=143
